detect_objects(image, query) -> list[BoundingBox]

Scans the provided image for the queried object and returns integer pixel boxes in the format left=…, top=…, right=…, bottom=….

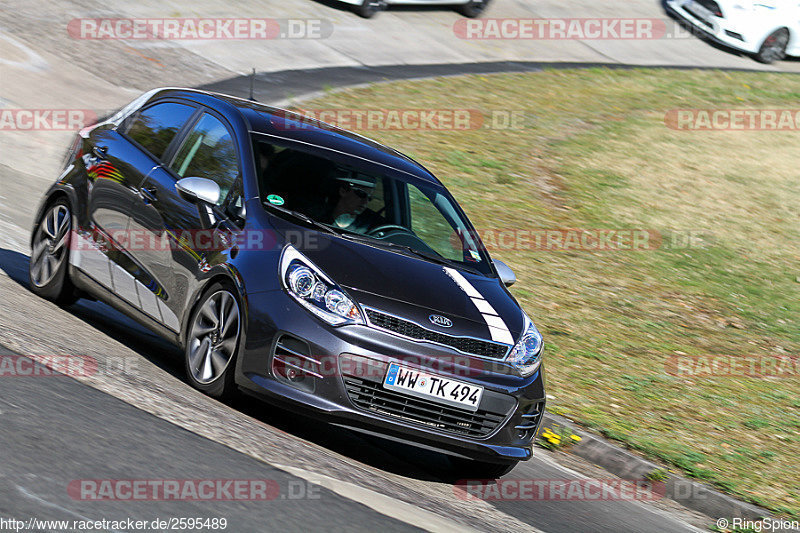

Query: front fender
left=30, top=182, right=79, bottom=246
left=178, top=262, right=247, bottom=349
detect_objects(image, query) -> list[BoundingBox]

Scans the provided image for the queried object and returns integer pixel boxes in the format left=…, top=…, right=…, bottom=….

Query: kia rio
left=29, top=88, right=545, bottom=477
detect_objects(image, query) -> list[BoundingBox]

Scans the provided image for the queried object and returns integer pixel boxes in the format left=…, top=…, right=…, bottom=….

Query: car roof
left=148, top=88, right=440, bottom=185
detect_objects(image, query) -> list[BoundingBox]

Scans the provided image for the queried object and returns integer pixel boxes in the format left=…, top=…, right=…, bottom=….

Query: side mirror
left=494, top=259, right=516, bottom=287
left=175, top=177, right=220, bottom=205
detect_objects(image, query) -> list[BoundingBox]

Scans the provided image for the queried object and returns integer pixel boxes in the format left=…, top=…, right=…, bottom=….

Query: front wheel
left=450, top=457, right=518, bottom=479
left=355, top=0, right=385, bottom=18
left=29, top=199, right=78, bottom=306
left=755, top=28, right=789, bottom=64
left=457, top=0, right=491, bottom=18
left=185, top=283, right=242, bottom=399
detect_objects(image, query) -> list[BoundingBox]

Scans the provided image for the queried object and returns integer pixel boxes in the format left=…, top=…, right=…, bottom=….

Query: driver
left=321, top=174, right=384, bottom=234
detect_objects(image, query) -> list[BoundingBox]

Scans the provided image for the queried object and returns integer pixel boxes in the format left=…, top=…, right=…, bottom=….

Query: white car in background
left=339, top=0, right=490, bottom=19
left=667, top=0, right=800, bottom=62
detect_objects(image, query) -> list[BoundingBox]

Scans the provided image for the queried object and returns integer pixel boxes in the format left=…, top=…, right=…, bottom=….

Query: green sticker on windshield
left=267, top=194, right=285, bottom=206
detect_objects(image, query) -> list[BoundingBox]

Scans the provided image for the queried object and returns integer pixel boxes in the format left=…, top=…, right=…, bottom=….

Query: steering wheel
left=366, top=224, right=412, bottom=238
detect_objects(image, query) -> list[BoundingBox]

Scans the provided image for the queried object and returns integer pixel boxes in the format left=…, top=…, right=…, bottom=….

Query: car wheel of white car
left=457, top=0, right=491, bottom=18
left=755, top=28, right=790, bottom=64
left=356, top=0, right=385, bottom=18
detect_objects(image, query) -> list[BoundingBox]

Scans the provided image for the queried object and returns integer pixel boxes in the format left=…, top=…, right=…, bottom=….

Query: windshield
left=252, top=134, right=492, bottom=276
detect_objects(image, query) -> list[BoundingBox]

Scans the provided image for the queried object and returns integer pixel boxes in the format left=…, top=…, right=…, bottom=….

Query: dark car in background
left=29, top=88, right=545, bottom=477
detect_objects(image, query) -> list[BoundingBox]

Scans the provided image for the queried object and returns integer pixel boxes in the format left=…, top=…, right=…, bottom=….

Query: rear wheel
left=457, top=0, right=491, bottom=18
left=755, top=28, right=789, bottom=64
left=450, top=457, right=518, bottom=479
left=185, top=283, right=242, bottom=399
left=29, top=199, right=78, bottom=306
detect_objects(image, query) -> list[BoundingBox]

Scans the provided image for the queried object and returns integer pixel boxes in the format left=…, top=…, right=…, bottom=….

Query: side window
left=125, top=102, right=195, bottom=160
left=171, top=113, right=239, bottom=206
left=407, top=184, right=463, bottom=261
left=364, top=173, right=386, bottom=215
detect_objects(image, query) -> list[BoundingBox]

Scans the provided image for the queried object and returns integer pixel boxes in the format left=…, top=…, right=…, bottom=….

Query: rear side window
left=171, top=113, right=239, bottom=206
left=125, top=102, right=195, bottom=160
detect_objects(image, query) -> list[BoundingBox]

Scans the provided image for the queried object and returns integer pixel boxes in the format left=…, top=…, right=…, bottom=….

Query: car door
left=74, top=100, right=196, bottom=297
left=127, top=109, right=244, bottom=333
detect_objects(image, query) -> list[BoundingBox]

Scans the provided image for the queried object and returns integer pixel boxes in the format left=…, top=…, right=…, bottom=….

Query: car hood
left=292, top=231, right=524, bottom=346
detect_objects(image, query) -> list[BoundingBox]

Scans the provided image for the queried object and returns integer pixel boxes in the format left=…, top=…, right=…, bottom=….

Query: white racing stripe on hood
left=471, top=297, right=497, bottom=316
left=443, top=266, right=482, bottom=298
left=443, top=267, right=514, bottom=345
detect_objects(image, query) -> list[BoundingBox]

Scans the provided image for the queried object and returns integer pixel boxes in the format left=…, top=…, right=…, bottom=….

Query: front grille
left=695, top=0, right=723, bottom=17
left=344, top=376, right=507, bottom=437
left=725, top=30, right=744, bottom=42
left=365, top=309, right=509, bottom=359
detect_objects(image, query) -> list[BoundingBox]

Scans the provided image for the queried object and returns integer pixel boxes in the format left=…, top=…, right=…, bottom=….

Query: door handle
left=139, top=185, right=158, bottom=203
left=92, top=145, right=108, bottom=159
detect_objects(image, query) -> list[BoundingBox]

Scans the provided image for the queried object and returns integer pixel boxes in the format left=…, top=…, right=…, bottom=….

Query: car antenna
left=249, top=68, right=257, bottom=102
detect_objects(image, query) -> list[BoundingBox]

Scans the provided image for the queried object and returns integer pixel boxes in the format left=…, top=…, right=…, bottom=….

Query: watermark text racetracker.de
left=666, top=355, right=799, bottom=378
left=0, top=109, right=97, bottom=131
left=69, top=478, right=320, bottom=501
left=454, top=478, right=666, bottom=501
left=665, top=109, right=800, bottom=131
left=67, top=18, right=333, bottom=40
left=0, top=354, right=138, bottom=378
left=0, top=516, right=229, bottom=532
left=276, top=108, right=530, bottom=131
left=453, top=18, right=698, bottom=40
left=456, top=228, right=710, bottom=252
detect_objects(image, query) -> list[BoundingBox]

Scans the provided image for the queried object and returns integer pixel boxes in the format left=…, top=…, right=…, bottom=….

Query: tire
left=355, top=0, right=384, bottom=18
left=755, top=28, right=789, bottom=64
left=184, top=282, right=242, bottom=399
left=29, top=198, right=78, bottom=306
left=450, top=457, right=518, bottom=479
left=457, top=0, right=491, bottom=18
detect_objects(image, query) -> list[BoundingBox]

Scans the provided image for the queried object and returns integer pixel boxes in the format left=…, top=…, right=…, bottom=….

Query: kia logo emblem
left=429, top=315, right=453, bottom=328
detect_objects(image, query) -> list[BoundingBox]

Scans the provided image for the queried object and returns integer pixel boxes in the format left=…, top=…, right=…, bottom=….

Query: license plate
left=383, top=363, right=484, bottom=412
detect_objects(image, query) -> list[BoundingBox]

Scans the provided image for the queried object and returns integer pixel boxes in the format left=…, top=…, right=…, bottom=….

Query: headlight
left=507, top=312, right=543, bottom=377
left=280, top=245, right=364, bottom=326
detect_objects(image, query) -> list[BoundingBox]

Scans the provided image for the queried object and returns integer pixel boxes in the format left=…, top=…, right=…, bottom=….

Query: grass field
left=301, top=68, right=800, bottom=516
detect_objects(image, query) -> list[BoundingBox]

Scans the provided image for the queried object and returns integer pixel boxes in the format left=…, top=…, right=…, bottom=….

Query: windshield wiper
left=396, top=244, right=482, bottom=275
left=262, top=202, right=338, bottom=236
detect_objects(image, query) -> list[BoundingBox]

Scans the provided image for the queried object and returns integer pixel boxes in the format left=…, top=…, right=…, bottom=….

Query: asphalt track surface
left=3, top=0, right=794, bottom=531
left=0, top=344, right=425, bottom=533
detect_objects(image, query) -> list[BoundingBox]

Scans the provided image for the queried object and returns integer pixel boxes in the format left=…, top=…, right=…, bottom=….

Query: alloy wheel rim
left=763, top=32, right=788, bottom=62
left=188, top=290, right=240, bottom=384
left=31, top=204, right=70, bottom=287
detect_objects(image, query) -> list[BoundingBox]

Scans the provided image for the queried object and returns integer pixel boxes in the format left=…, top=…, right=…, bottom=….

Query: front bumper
left=666, top=0, right=761, bottom=54
left=236, top=289, right=546, bottom=463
